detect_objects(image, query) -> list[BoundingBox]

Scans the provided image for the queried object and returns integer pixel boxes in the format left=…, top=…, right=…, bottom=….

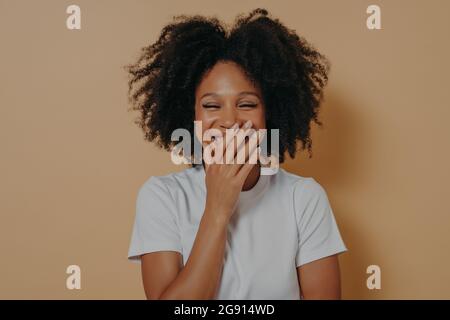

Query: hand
left=203, top=121, right=259, bottom=224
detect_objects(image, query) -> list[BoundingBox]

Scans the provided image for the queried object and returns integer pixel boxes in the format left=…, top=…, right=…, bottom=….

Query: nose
left=219, top=106, right=241, bottom=129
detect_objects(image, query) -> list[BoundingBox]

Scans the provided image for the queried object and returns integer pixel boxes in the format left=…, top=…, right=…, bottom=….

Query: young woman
left=126, top=8, right=347, bottom=300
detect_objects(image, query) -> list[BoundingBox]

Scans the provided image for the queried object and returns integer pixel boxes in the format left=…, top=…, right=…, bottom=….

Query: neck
left=242, top=164, right=260, bottom=191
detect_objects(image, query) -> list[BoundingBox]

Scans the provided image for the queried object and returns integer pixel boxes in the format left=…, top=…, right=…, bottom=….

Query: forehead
left=195, top=61, right=260, bottom=97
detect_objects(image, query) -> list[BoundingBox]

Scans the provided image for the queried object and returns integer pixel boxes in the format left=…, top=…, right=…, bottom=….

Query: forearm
left=159, top=208, right=229, bottom=299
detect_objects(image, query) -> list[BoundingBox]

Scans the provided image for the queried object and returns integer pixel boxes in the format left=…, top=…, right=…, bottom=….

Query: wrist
left=203, top=205, right=230, bottom=226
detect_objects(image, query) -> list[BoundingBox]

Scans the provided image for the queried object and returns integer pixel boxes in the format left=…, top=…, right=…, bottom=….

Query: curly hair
left=125, top=8, right=330, bottom=164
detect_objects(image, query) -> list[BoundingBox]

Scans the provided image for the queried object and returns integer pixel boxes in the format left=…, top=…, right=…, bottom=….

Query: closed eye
left=239, top=104, right=257, bottom=108
left=202, top=104, right=220, bottom=109
left=202, top=103, right=257, bottom=109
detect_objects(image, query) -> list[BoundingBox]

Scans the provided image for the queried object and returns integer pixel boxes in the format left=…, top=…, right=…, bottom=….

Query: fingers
left=223, top=124, right=238, bottom=164
left=229, top=129, right=259, bottom=176
left=235, top=139, right=260, bottom=181
left=207, top=120, right=259, bottom=178
left=235, top=129, right=258, bottom=165
left=225, top=121, right=252, bottom=164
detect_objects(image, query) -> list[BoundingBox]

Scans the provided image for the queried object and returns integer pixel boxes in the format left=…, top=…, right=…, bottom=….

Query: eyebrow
left=200, top=91, right=261, bottom=100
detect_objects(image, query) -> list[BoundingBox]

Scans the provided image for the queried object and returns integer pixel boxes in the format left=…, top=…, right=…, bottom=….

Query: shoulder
left=134, top=167, right=201, bottom=220
left=140, top=166, right=200, bottom=189
left=275, top=168, right=327, bottom=198
left=138, top=166, right=202, bottom=198
left=273, top=169, right=330, bottom=218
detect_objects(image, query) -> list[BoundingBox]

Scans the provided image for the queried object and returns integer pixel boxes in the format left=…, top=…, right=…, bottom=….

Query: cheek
left=194, top=108, right=215, bottom=143
left=195, top=113, right=212, bottom=130
left=250, top=109, right=266, bottom=129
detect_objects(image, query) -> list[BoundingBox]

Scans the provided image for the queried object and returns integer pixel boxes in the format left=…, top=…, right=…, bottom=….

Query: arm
left=140, top=123, right=258, bottom=299
left=141, top=209, right=229, bottom=300
left=296, top=254, right=342, bottom=299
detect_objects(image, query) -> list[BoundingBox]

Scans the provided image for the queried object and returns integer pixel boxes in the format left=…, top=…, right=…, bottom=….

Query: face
left=194, top=61, right=266, bottom=147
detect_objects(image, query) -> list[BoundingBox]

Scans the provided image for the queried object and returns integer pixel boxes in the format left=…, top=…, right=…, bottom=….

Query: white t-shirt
left=128, top=166, right=347, bottom=299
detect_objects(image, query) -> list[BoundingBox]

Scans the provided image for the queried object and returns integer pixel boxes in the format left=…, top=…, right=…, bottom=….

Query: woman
left=126, top=8, right=347, bottom=299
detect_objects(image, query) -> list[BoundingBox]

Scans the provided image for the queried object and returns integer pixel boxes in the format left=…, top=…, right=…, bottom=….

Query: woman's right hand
left=203, top=121, right=259, bottom=224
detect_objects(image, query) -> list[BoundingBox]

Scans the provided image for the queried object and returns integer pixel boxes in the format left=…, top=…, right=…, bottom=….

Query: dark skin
left=140, top=61, right=342, bottom=299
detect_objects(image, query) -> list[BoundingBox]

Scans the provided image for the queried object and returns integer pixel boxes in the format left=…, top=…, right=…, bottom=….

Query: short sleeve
left=127, top=177, right=182, bottom=263
left=294, top=178, right=347, bottom=267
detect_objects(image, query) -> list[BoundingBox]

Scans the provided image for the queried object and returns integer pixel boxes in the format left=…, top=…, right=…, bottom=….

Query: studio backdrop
left=1, top=0, right=449, bottom=299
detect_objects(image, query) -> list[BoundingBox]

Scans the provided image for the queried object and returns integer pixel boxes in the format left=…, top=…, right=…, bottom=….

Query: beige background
left=1, top=0, right=449, bottom=299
